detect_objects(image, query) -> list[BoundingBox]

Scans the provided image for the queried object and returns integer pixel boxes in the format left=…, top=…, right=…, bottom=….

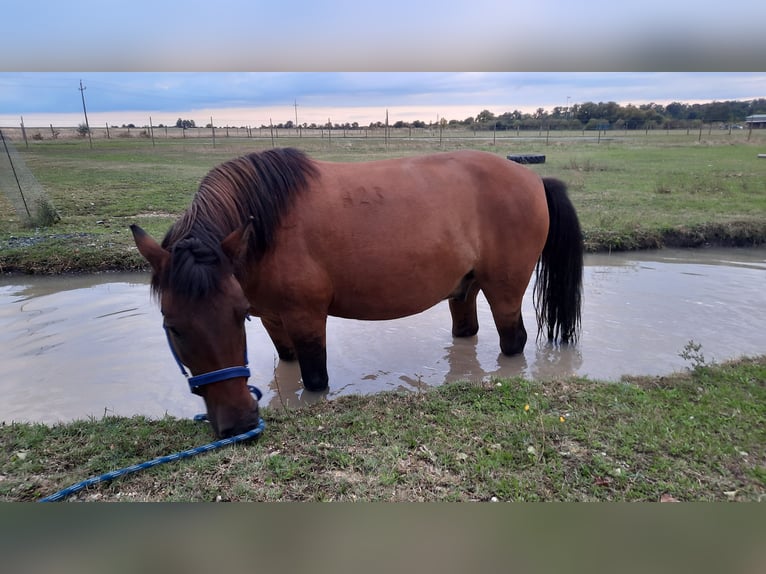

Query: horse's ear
left=221, top=221, right=250, bottom=263
left=130, top=224, right=169, bottom=273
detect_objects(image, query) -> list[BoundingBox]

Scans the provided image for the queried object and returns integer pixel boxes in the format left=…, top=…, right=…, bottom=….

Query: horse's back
left=253, top=150, right=549, bottom=320
left=311, top=150, right=547, bottom=239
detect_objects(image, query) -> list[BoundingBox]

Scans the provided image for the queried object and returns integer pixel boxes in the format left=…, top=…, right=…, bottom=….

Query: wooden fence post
left=20, top=116, right=28, bottom=148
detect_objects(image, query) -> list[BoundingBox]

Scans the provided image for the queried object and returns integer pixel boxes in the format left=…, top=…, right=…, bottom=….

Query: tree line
left=431, top=99, right=766, bottom=131
left=164, top=99, right=765, bottom=132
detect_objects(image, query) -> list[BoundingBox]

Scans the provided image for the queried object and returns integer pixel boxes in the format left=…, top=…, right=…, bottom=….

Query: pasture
left=1, top=128, right=765, bottom=273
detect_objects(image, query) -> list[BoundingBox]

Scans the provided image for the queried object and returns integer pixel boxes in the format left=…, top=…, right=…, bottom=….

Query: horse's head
left=130, top=224, right=260, bottom=439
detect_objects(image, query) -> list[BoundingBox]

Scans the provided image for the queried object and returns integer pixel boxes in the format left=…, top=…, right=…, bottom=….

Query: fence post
left=20, top=116, right=28, bottom=148
left=1, top=129, right=32, bottom=218
left=269, top=119, right=275, bottom=147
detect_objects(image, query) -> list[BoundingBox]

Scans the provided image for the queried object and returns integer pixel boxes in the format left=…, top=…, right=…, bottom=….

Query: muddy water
left=1, top=247, right=764, bottom=424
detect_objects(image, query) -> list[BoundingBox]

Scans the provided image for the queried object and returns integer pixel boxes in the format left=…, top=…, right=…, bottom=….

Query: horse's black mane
left=152, top=147, right=318, bottom=299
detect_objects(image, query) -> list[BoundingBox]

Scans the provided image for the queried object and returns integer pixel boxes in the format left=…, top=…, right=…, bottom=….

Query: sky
left=1, top=1, right=765, bottom=128
left=1, top=72, right=764, bottom=129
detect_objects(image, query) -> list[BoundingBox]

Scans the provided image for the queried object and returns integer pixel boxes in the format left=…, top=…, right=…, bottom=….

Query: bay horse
left=131, top=148, right=583, bottom=438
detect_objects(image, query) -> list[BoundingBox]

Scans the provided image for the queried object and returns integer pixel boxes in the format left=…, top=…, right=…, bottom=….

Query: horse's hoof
left=302, top=378, right=329, bottom=392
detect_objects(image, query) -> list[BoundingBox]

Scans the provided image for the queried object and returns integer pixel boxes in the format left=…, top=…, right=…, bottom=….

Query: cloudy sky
left=1, top=1, right=764, bottom=127
left=1, top=72, right=764, bottom=128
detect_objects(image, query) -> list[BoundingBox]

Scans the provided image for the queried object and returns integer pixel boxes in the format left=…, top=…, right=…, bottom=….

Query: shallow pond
left=1, top=247, right=764, bottom=424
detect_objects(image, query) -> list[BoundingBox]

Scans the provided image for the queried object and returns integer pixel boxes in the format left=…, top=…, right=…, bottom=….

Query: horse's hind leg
left=449, top=280, right=481, bottom=337
left=482, top=282, right=528, bottom=356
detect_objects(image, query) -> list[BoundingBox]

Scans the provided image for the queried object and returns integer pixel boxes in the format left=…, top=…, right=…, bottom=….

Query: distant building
left=745, top=114, right=766, bottom=128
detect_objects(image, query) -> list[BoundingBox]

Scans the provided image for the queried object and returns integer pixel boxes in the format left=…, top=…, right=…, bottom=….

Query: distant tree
left=665, top=102, right=687, bottom=120
left=76, top=123, right=89, bottom=136
left=175, top=118, right=196, bottom=129
left=475, top=109, right=496, bottom=125
left=576, top=102, right=599, bottom=123
left=704, top=101, right=735, bottom=123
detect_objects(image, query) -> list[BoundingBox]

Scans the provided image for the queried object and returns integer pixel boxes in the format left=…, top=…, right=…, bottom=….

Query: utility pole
left=294, top=100, right=301, bottom=137
left=79, top=80, right=93, bottom=149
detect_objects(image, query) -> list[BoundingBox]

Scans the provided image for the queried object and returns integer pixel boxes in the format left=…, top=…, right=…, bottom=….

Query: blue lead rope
left=39, top=417, right=265, bottom=502
left=39, top=382, right=265, bottom=502
left=39, top=323, right=264, bottom=502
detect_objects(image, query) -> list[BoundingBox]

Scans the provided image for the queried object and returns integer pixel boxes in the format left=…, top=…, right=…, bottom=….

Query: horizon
left=2, top=72, right=764, bottom=129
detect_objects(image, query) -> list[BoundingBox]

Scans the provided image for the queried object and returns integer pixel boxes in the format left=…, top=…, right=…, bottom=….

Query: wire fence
left=0, top=121, right=760, bottom=146
left=0, top=129, right=59, bottom=226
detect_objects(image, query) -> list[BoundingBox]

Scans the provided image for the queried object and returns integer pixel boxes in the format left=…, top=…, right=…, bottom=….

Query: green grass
left=1, top=130, right=765, bottom=272
left=2, top=357, right=763, bottom=502
left=534, top=139, right=766, bottom=249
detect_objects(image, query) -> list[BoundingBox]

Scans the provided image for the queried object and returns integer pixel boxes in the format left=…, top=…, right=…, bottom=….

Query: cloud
left=1, top=73, right=765, bottom=128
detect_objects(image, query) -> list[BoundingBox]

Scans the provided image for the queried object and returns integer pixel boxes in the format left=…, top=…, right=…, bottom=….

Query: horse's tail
left=534, top=177, right=583, bottom=343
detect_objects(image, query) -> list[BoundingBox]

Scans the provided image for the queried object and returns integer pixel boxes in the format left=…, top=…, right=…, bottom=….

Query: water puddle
left=1, top=247, right=764, bottom=424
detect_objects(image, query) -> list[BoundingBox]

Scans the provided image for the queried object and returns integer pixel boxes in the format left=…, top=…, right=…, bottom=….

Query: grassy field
left=1, top=129, right=765, bottom=272
left=2, top=357, right=764, bottom=502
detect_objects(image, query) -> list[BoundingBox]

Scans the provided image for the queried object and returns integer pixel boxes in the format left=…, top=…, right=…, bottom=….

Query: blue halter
left=163, top=318, right=252, bottom=394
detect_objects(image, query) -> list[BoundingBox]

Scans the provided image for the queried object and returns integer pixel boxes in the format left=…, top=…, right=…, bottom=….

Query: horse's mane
left=151, top=147, right=318, bottom=299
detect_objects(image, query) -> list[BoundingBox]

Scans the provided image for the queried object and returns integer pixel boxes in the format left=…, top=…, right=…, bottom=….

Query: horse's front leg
left=261, top=315, right=297, bottom=361
left=281, top=311, right=329, bottom=392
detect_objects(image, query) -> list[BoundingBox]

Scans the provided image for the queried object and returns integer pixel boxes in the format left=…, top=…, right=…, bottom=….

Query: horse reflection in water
left=131, top=148, right=583, bottom=438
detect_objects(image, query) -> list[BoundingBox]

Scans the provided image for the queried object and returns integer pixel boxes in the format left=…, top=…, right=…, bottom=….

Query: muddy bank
left=0, top=231, right=145, bottom=274
left=583, top=220, right=766, bottom=252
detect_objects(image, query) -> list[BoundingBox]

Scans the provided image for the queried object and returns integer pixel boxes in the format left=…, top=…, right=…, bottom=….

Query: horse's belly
left=326, top=266, right=466, bottom=321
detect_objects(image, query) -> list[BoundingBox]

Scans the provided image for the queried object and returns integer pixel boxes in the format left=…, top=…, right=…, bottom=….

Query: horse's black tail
left=534, top=178, right=583, bottom=343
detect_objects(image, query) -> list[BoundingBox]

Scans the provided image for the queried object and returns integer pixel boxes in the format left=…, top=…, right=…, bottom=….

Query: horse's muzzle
left=209, top=400, right=261, bottom=438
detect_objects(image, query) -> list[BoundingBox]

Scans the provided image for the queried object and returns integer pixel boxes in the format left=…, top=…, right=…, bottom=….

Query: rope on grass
left=38, top=417, right=265, bottom=502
